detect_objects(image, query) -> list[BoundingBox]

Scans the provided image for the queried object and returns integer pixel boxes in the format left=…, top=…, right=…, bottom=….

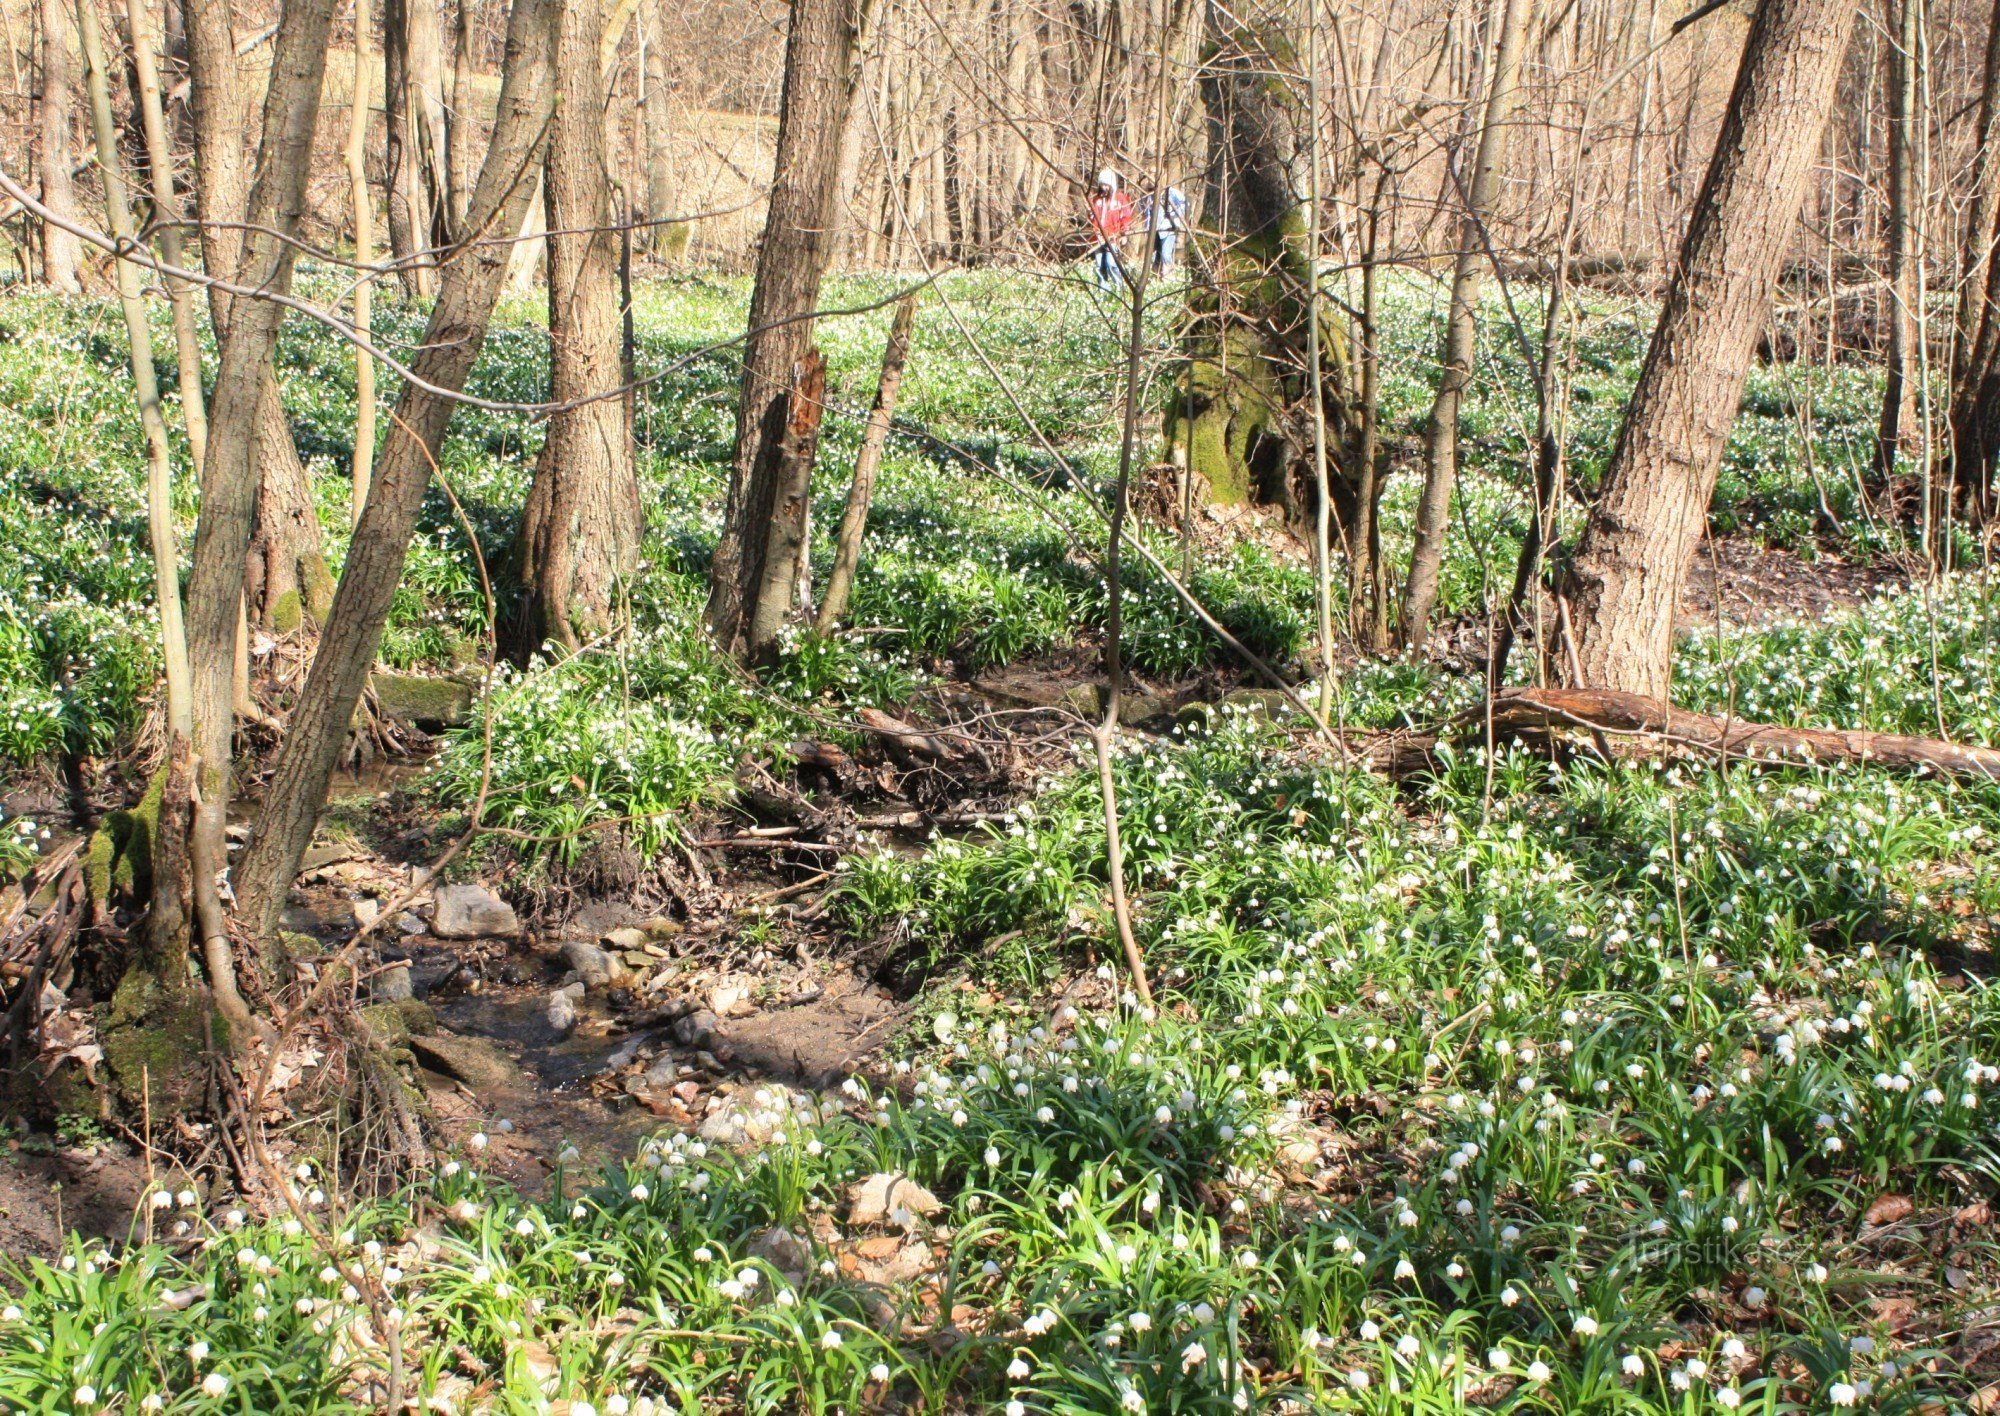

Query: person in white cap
left=1088, top=168, right=1134, bottom=290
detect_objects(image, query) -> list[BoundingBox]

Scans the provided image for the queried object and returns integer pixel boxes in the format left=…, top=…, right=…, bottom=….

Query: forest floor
left=0, top=270, right=1997, bottom=1413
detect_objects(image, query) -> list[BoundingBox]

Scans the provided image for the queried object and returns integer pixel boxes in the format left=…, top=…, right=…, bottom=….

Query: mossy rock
left=100, top=968, right=215, bottom=1114
left=359, top=998, right=437, bottom=1046
left=370, top=671, right=476, bottom=728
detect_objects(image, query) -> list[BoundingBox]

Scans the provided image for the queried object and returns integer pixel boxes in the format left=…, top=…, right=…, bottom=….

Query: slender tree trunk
left=1952, top=0, right=2000, bottom=399
left=1349, top=178, right=1388, bottom=652
left=638, top=0, right=679, bottom=259
left=817, top=290, right=916, bottom=632
left=169, top=0, right=340, bottom=1037
left=384, top=0, right=436, bottom=297
left=1557, top=0, right=1860, bottom=699
left=706, top=0, right=866, bottom=657
left=1873, top=0, right=1919, bottom=486
left=517, top=0, right=642, bottom=652
left=76, top=0, right=191, bottom=745
left=406, top=0, right=451, bottom=245
left=446, top=0, right=475, bottom=236
left=182, top=0, right=334, bottom=631
left=123, top=0, right=207, bottom=473
left=38, top=0, right=81, bottom=291
left=348, top=0, right=376, bottom=526
left=1399, top=0, right=1534, bottom=652
left=1942, top=0, right=2000, bottom=522
left=236, top=0, right=559, bottom=942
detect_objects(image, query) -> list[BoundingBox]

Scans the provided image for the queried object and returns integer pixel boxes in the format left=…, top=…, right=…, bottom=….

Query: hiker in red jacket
left=1088, top=168, right=1134, bottom=290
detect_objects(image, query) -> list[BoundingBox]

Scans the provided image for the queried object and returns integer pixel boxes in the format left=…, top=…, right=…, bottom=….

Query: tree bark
left=638, top=0, right=682, bottom=259
left=235, top=0, right=558, bottom=943
left=1557, top=0, right=1859, bottom=699
left=348, top=0, right=377, bottom=526
left=1942, top=0, right=2000, bottom=523
left=705, top=0, right=865, bottom=658
left=406, top=0, right=451, bottom=245
left=1480, top=686, right=2000, bottom=782
left=1872, top=0, right=1919, bottom=486
left=447, top=0, right=476, bottom=236
left=1166, top=2, right=1369, bottom=559
left=1399, top=0, right=1535, bottom=652
left=122, top=0, right=208, bottom=474
left=744, top=348, right=827, bottom=654
left=516, top=0, right=642, bottom=652
left=181, top=0, right=334, bottom=630
left=169, top=0, right=340, bottom=1036
left=77, top=0, right=191, bottom=741
left=384, top=0, right=437, bottom=298
left=37, top=0, right=81, bottom=291
left=817, top=290, right=916, bottom=633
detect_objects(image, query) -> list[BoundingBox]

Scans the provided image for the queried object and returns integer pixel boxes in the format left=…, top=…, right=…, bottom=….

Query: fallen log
left=1476, top=686, right=2000, bottom=781
left=856, top=707, right=971, bottom=768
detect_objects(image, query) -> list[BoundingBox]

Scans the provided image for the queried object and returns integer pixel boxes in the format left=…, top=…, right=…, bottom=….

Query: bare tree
left=165, top=0, right=343, bottom=1038
left=348, top=0, right=378, bottom=525
left=384, top=0, right=438, bottom=297
left=1873, top=0, right=1920, bottom=486
left=36, top=0, right=79, bottom=291
left=182, top=0, right=335, bottom=631
left=122, top=0, right=208, bottom=472
left=706, top=0, right=868, bottom=658
left=236, top=0, right=559, bottom=942
left=817, top=288, right=917, bottom=631
left=639, top=0, right=682, bottom=259
left=516, top=0, right=642, bottom=651
left=1558, top=0, right=1860, bottom=698
left=1400, top=0, right=1535, bottom=652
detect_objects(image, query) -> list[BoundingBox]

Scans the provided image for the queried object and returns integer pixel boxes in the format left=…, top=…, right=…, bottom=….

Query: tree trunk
left=348, top=0, right=377, bottom=526
left=638, top=0, right=681, bottom=259
left=166, top=0, right=340, bottom=1038
left=77, top=0, right=192, bottom=742
left=745, top=349, right=827, bottom=652
left=123, top=0, right=208, bottom=474
left=817, top=290, right=916, bottom=632
left=1557, top=0, right=1859, bottom=699
left=516, top=0, right=642, bottom=653
left=1942, top=0, right=2000, bottom=524
left=446, top=0, right=475, bottom=237
left=235, top=0, right=558, bottom=943
left=384, top=0, right=437, bottom=298
left=1872, top=0, right=1919, bottom=487
left=706, top=0, right=865, bottom=658
left=1166, top=2, right=1368, bottom=553
left=37, top=0, right=81, bottom=291
left=1399, top=0, right=1535, bottom=652
left=181, top=0, right=334, bottom=631
left=406, top=0, right=451, bottom=246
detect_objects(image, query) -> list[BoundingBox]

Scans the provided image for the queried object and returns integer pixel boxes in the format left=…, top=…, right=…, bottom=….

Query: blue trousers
left=1094, top=245, right=1124, bottom=289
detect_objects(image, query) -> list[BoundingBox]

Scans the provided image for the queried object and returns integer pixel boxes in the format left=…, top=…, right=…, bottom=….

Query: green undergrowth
left=7, top=701, right=2000, bottom=1410
left=0, top=268, right=1905, bottom=872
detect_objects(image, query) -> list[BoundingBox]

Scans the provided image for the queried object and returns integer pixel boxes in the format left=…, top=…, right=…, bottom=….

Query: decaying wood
left=856, top=707, right=972, bottom=768
left=1476, top=687, right=2000, bottom=780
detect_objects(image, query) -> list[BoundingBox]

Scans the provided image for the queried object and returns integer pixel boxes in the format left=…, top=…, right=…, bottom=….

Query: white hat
left=1097, top=168, right=1119, bottom=191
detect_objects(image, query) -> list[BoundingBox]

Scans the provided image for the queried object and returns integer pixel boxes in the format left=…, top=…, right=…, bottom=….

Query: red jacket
left=1090, top=191, right=1134, bottom=243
